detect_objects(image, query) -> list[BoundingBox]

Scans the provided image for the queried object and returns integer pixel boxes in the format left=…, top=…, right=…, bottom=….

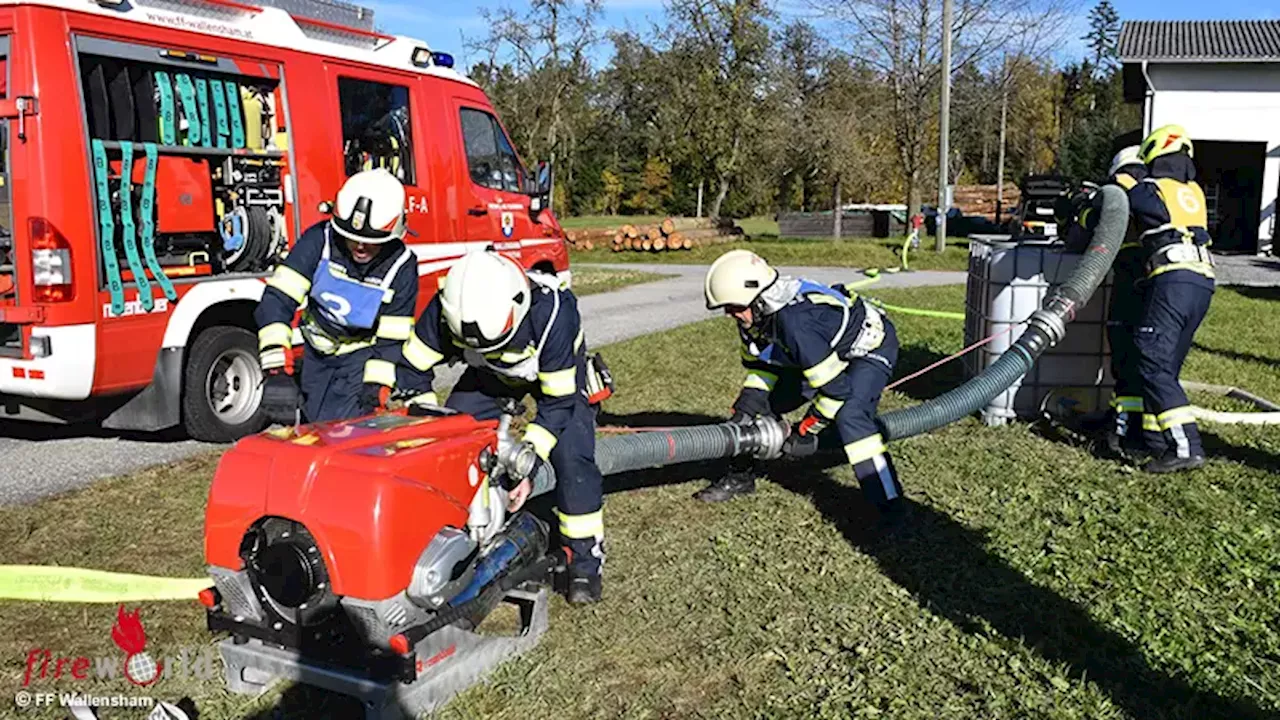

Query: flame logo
left=110, top=606, right=147, bottom=655
left=110, top=605, right=163, bottom=687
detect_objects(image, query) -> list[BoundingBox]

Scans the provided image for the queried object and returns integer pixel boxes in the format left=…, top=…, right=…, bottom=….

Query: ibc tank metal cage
left=963, top=236, right=1117, bottom=425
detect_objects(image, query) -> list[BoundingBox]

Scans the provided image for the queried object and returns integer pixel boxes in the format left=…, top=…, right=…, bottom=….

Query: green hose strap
left=117, top=141, right=153, bottom=311
left=0, top=565, right=209, bottom=603
left=865, top=297, right=965, bottom=321
left=843, top=276, right=880, bottom=292
left=225, top=80, right=245, bottom=149
left=210, top=78, right=229, bottom=149
left=141, top=143, right=176, bottom=301
left=174, top=74, right=200, bottom=148
left=154, top=71, right=176, bottom=146
left=194, top=76, right=213, bottom=147
left=91, top=140, right=125, bottom=317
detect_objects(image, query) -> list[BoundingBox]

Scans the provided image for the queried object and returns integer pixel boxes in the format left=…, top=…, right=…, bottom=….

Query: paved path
left=0, top=264, right=966, bottom=505
left=577, top=263, right=967, bottom=346
left=1212, top=253, right=1280, bottom=287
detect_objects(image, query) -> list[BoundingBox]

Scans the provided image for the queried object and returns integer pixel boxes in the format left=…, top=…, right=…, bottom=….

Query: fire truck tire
left=182, top=325, right=267, bottom=442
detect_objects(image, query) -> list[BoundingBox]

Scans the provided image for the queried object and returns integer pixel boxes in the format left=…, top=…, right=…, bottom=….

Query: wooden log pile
left=564, top=217, right=745, bottom=253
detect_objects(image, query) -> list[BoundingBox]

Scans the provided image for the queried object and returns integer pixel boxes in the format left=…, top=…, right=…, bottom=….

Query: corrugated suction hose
left=879, top=185, right=1128, bottom=440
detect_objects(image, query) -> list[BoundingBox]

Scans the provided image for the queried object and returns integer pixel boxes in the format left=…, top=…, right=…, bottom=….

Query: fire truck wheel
left=183, top=325, right=268, bottom=442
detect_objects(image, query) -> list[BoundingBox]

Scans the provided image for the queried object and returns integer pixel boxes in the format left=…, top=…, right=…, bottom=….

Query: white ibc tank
left=963, top=236, right=1115, bottom=425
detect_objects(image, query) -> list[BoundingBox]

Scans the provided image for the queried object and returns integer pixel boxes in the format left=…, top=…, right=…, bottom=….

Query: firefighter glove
left=732, top=387, right=771, bottom=419
left=781, top=420, right=820, bottom=458
left=797, top=407, right=829, bottom=436
left=359, top=383, right=390, bottom=414
left=261, top=368, right=301, bottom=425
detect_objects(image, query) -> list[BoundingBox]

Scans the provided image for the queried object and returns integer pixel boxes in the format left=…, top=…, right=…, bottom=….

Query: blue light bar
left=431, top=52, right=454, bottom=68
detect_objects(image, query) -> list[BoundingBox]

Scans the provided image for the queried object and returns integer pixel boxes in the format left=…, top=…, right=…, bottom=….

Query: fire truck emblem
left=501, top=211, right=514, bottom=238
left=110, top=605, right=163, bottom=687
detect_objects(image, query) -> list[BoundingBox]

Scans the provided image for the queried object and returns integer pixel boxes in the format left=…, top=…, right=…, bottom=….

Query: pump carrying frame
left=218, top=587, right=549, bottom=720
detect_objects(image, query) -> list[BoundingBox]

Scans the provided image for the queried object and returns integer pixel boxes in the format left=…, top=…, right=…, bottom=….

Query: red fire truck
left=0, top=0, right=570, bottom=442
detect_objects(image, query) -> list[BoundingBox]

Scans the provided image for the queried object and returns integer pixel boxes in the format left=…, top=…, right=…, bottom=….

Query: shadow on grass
left=1232, top=286, right=1280, bottom=302
left=240, top=685, right=364, bottom=719
left=1191, top=341, right=1280, bottom=368
left=1201, top=430, right=1280, bottom=475
left=767, top=462, right=1274, bottom=720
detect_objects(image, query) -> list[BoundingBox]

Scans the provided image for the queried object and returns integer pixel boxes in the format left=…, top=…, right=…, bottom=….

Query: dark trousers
left=1106, top=263, right=1161, bottom=450
left=299, top=345, right=373, bottom=423
left=1132, top=272, right=1214, bottom=458
left=446, top=369, right=606, bottom=576
left=735, top=319, right=903, bottom=509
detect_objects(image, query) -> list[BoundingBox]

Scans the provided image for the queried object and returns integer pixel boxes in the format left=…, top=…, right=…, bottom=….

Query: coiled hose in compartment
left=528, top=185, right=1130, bottom=496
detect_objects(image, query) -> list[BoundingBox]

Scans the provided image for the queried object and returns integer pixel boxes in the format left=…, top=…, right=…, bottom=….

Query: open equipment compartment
left=75, top=35, right=291, bottom=312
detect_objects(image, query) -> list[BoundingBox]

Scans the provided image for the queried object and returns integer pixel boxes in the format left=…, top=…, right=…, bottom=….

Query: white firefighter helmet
left=440, top=250, right=531, bottom=352
left=330, top=168, right=407, bottom=244
left=1108, top=145, right=1143, bottom=178
left=704, top=249, right=779, bottom=310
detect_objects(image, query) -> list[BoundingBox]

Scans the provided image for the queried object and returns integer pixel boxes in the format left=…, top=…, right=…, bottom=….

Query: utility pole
left=936, top=0, right=953, bottom=252
left=996, top=85, right=1008, bottom=223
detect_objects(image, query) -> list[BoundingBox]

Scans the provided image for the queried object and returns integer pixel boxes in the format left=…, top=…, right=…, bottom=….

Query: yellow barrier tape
left=0, top=566, right=209, bottom=603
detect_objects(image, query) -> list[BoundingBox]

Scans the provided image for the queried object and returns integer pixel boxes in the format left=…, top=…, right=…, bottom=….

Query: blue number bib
left=306, top=228, right=400, bottom=332
left=309, top=259, right=386, bottom=331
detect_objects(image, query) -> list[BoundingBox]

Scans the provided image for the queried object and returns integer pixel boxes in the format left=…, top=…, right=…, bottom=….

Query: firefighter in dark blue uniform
left=255, top=169, right=418, bottom=424
left=399, top=250, right=608, bottom=605
left=697, top=250, right=906, bottom=520
left=1066, top=147, right=1155, bottom=457
left=1125, top=124, right=1216, bottom=473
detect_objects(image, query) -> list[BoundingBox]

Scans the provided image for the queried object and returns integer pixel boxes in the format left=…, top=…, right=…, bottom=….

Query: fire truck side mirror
left=536, top=161, right=553, bottom=195
left=528, top=161, right=553, bottom=221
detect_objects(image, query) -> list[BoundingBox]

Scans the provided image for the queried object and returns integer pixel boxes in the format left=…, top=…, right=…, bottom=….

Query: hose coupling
left=747, top=416, right=789, bottom=460
left=1027, top=297, right=1071, bottom=348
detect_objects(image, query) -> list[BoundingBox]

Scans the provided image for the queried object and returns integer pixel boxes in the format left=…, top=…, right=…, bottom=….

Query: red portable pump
left=200, top=401, right=577, bottom=717
left=201, top=398, right=788, bottom=718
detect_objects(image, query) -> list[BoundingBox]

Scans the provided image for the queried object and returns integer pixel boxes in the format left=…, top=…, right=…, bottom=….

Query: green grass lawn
left=569, top=265, right=670, bottom=296
left=2, top=286, right=1278, bottom=719
left=572, top=236, right=971, bottom=272
left=736, top=215, right=779, bottom=237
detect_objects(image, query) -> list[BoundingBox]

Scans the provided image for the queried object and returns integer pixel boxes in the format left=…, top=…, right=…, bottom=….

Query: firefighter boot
left=1143, top=453, right=1205, bottom=474
left=694, top=456, right=757, bottom=502
left=567, top=570, right=603, bottom=605
left=561, top=536, right=604, bottom=605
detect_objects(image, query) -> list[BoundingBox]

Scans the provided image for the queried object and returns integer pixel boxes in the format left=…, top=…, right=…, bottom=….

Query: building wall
left=1143, top=63, right=1280, bottom=248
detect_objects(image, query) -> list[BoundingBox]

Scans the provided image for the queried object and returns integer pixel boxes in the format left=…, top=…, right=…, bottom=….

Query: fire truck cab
left=0, top=0, right=569, bottom=442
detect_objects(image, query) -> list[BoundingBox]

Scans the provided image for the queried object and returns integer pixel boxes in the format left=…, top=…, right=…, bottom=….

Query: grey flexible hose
left=528, top=186, right=1129, bottom=495
left=530, top=419, right=784, bottom=497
